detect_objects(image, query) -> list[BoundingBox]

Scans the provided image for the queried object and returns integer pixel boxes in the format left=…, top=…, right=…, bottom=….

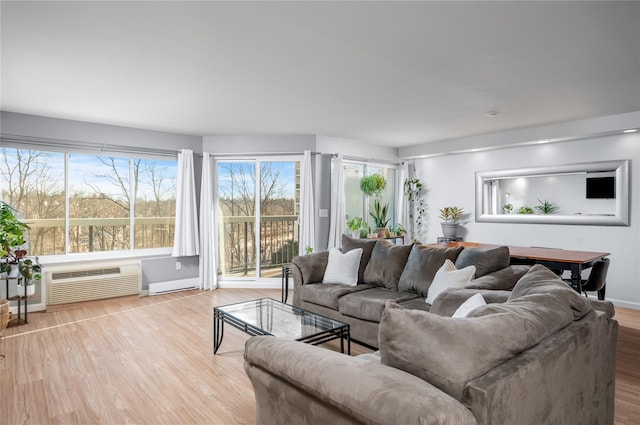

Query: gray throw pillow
left=341, top=235, right=378, bottom=284
left=379, top=297, right=574, bottom=401
left=455, top=246, right=510, bottom=278
left=363, top=241, right=413, bottom=290
left=397, top=245, right=464, bottom=296
left=509, top=264, right=592, bottom=319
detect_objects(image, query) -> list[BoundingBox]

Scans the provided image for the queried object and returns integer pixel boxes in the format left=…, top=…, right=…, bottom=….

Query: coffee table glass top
left=215, top=298, right=347, bottom=339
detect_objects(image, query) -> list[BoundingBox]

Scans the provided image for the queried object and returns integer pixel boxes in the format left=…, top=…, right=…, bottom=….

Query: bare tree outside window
left=0, top=148, right=177, bottom=256
left=217, top=161, right=298, bottom=278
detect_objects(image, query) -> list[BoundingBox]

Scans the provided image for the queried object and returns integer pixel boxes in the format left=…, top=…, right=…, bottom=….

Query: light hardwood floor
left=1, top=289, right=638, bottom=424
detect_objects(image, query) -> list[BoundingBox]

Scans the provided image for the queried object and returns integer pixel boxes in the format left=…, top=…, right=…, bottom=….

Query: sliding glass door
left=217, top=158, right=300, bottom=279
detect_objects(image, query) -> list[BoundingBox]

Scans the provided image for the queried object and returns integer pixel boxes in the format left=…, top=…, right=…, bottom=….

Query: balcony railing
left=24, top=215, right=299, bottom=278
left=219, top=215, right=299, bottom=277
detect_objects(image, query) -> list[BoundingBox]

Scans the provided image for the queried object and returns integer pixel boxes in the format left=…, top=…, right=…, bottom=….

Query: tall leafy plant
left=0, top=201, right=29, bottom=265
left=404, top=178, right=425, bottom=242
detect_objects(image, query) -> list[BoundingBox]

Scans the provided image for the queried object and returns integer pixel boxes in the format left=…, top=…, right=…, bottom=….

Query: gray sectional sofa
left=244, top=264, right=618, bottom=425
left=291, top=236, right=529, bottom=347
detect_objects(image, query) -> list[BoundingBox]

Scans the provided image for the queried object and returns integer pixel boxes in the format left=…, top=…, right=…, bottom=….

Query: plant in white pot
left=439, top=206, right=463, bottom=238
left=16, top=257, right=41, bottom=298
left=346, top=217, right=365, bottom=239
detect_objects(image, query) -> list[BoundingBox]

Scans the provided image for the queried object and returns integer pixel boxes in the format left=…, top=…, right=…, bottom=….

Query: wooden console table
left=431, top=242, right=610, bottom=293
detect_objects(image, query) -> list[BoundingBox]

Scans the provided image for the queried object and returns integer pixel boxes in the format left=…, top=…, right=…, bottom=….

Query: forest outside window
left=0, top=147, right=178, bottom=257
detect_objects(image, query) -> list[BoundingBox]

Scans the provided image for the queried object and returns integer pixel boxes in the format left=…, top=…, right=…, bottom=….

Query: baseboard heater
left=148, top=277, right=200, bottom=295
left=45, top=261, right=142, bottom=305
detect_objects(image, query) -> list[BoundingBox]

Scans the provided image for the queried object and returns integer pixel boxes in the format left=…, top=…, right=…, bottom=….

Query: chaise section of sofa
left=245, top=264, right=618, bottom=425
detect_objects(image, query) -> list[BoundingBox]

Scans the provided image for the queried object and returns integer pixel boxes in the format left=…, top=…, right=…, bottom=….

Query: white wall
left=416, top=131, right=640, bottom=309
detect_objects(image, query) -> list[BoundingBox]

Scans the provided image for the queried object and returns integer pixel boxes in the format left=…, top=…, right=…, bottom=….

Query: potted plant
left=518, top=206, right=534, bottom=215
left=16, top=257, right=40, bottom=297
left=359, top=174, right=387, bottom=197
left=370, top=200, right=390, bottom=238
left=346, top=217, right=365, bottom=238
left=391, top=223, right=405, bottom=237
left=404, top=178, right=425, bottom=243
left=535, top=199, right=558, bottom=215
left=0, top=201, right=29, bottom=278
left=439, top=206, right=463, bottom=238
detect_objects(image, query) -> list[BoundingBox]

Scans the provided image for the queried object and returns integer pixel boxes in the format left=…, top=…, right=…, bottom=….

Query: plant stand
left=4, top=277, right=33, bottom=327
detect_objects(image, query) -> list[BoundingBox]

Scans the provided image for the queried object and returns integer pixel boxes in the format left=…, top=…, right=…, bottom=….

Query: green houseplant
left=518, top=206, right=534, bottom=215
left=0, top=201, right=40, bottom=297
left=535, top=199, right=558, bottom=215
left=346, top=217, right=365, bottom=239
left=439, top=206, right=463, bottom=238
left=359, top=174, right=387, bottom=197
left=370, top=200, right=390, bottom=238
left=404, top=178, right=425, bottom=243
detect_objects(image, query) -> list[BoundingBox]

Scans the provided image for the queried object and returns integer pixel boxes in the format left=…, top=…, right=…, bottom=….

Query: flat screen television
left=586, top=176, right=615, bottom=199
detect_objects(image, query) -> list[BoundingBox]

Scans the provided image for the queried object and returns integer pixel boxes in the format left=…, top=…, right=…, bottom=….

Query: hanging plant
left=359, top=174, right=387, bottom=197
left=404, top=178, right=425, bottom=243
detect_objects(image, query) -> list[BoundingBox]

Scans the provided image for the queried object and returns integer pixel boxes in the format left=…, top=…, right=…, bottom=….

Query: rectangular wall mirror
left=475, top=160, right=630, bottom=226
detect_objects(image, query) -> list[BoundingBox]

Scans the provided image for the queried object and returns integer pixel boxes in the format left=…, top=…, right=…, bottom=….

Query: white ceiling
left=1, top=1, right=639, bottom=148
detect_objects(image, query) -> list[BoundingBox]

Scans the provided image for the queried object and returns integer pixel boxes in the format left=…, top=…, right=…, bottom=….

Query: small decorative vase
left=351, top=230, right=360, bottom=239
left=377, top=227, right=387, bottom=238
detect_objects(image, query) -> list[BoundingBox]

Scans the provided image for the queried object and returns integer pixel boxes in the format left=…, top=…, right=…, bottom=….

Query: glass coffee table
left=213, top=298, right=350, bottom=355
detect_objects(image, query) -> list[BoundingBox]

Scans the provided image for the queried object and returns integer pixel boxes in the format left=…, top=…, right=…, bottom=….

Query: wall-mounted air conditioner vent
left=45, top=262, right=141, bottom=306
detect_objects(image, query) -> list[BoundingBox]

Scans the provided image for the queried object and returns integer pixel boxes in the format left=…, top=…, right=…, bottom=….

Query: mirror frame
left=475, top=160, right=630, bottom=226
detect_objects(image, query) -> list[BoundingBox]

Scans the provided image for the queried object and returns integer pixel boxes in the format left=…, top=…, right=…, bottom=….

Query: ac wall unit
left=45, top=261, right=141, bottom=305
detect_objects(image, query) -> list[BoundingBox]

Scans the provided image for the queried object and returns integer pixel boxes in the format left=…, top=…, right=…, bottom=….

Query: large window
left=344, top=161, right=397, bottom=234
left=217, top=158, right=300, bottom=279
left=1, top=147, right=177, bottom=257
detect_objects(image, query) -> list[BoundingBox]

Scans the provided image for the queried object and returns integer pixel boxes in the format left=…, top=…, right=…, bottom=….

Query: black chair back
left=582, top=258, right=610, bottom=293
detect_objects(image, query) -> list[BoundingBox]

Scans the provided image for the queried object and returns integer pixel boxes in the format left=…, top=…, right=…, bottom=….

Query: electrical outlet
left=176, top=261, right=182, bottom=270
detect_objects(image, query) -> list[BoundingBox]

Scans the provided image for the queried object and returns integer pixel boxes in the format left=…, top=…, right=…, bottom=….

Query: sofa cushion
left=338, top=288, right=420, bottom=322
left=455, top=246, right=510, bottom=278
left=292, top=251, right=329, bottom=284
left=322, top=247, right=362, bottom=286
left=464, top=265, right=530, bottom=290
left=452, top=293, right=486, bottom=318
left=301, top=283, right=372, bottom=310
left=342, top=235, right=378, bottom=284
left=363, top=241, right=413, bottom=290
left=425, top=259, right=476, bottom=305
left=379, top=296, right=575, bottom=400
left=397, top=297, right=432, bottom=313
left=397, top=244, right=464, bottom=296
left=509, top=264, right=592, bottom=319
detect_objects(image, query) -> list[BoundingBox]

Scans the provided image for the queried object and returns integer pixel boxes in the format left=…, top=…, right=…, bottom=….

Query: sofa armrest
left=291, top=251, right=329, bottom=306
left=244, top=337, right=478, bottom=425
left=429, top=288, right=511, bottom=317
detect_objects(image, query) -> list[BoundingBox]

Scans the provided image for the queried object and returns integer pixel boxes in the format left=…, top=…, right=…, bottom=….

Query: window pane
left=68, top=154, right=130, bottom=253
left=217, top=161, right=256, bottom=277
left=135, top=159, right=177, bottom=249
left=0, top=148, right=66, bottom=255
left=344, top=163, right=365, bottom=232
left=260, top=161, right=298, bottom=278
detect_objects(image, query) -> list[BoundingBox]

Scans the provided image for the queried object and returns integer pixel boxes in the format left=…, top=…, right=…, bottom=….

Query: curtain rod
left=208, top=151, right=321, bottom=157
left=337, top=153, right=401, bottom=166
left=1, top=133, right=182, bottom=158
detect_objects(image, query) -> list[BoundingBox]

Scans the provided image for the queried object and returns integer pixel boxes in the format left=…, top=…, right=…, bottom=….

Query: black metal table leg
left=213, top=310, right=224, bottom=354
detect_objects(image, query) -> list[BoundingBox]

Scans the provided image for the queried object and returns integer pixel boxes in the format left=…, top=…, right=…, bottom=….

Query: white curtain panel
left=299, top=150, right=316, bottom=255
left=327, top=153, right=345, bottom=249
left=172, top=149, right=200, bottom=257
left=198, top=153, right=218, bottom=290
left=397, top=161, right=412, bottom=244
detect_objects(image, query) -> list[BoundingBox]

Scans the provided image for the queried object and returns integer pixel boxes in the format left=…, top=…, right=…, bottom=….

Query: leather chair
left=580, top=258, right=609, bottom=301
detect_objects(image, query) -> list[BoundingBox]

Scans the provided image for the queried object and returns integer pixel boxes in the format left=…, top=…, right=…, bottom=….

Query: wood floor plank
left=0, top=289, right=638, bottom=424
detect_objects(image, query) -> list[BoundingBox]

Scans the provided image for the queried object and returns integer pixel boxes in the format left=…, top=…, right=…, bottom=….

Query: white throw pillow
left=322, top=248, right=363, bottom=286
left=425, top=259, right=476, bottom=305
left=452, top=293, right=487, bottom=318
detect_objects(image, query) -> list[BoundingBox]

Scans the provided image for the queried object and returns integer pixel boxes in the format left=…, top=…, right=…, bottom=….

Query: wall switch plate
left=319, top=209, right=328, bottom=217
left=176, top=261, right=182, bottom=270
